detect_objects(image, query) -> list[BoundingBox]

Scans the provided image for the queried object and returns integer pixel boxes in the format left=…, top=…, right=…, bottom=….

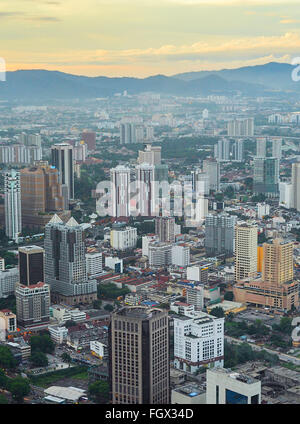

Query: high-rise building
left=51, top=143, right=74, bottom=200
left=109, top=306, right=170, bottom=404
left=227, top=118, right=254, bottom=137
left=120, top=123, right=136, bottom=144
left=233, top=139, right=244, bottom=162
left=256, top=137, right=267, bottom=158
left=214, top=139, right=230, bottom=162
left=292, top=162, right=300, bottom=211
left=203, top=159, right=220, bottom=192
left=206, top=368, right=261, bottom=404
left=253, top=157, right=279, bottom=197
left=136, top=164, right=155, bottom=216
left=0, top=145, right=42, bottom=165
left=110, top=226, right=137, bottom=251
left=271, top=137, right=282, bottom=160
left=148, top=242, right=172, bottom=267
left=19, top=246, right=44, bottom=286
left=20, top=164, right=66, bottom=228
left=171, top=244, right=190, bottom=267
left=279, top=182, right=293, bottom=209
left=110, top=166, right=131, bottom=218
left=0, top=268, right=19, bottom=299
left=138, top=144, right=161, bottom=165
left=155, top=216, right=175, bottom=243
left=205, top=213, right=237, bottom=257
left=173, top=312, right=224, bottom=373
left=262, top=239, right=294, bottom=286
left=235, top=223, right=257, bottom=282
left=4, top=170, right=22, bottom=241
left=81, top=131, right=96, bottom=151
left=15, top=282, right=50, bottom=328
left=186, top=285, right=204, bottom=310
left=44, top=214, right=97, bottom=305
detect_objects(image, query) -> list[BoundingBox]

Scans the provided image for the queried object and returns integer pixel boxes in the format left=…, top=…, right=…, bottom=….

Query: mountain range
left=0, top=62, right=298, bottom=102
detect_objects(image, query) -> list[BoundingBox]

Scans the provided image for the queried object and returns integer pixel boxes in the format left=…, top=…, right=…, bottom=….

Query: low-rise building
left=48, top=326, right=68, bottom=344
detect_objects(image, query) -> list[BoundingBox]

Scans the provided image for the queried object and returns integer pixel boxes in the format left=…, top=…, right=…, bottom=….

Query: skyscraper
left=110, top=166, right=131, bottom=218
left=44, top=214, right=97, bottom=305
left=109, top=306, right=170, bottom=404
left=19, top=245, right=44, bottom=286
left=205, top=213, right=237, bottom=257
left=253, top=157, right=279, bottom=197
left=4, top=170, right=22, bottom=241
left=256, top=137, right=267, bottom=158
left=233, top=139, right=244, bottom=162
left=155, top=216, right=175, bottom=243
left=235, top=223, right=257, bottom=282
left=51, top=143, right=74, bottom=201
left=20, top=164, right=66, bottom=228
left=81, top=131, right=96, bottom=151
left=271, top=137, right=282, bottom=160
left=262, top=239, right=293, bottom=286
left=214, top=139, right=230, bottom=161
left=136, top=164, right=155, bottom=216
left=203, top=159, right=220, bottom=192
left=15, top=282, right=50, bottom=328
left=227, top=118, right=254, bottom=137
left=292, top=162, right=300, bottom=211
left=120, top=123, right=136, bottom=144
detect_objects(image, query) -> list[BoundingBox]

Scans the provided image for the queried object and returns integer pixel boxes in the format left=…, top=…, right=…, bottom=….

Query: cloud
left=25, top=16, right=61, bottom=21
left=280, top=19, right=300, bottom=24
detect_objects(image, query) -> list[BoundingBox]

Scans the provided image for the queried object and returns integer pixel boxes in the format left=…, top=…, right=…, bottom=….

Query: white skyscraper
left=110, top=165, right=131, bottom=217
left=271, top=137, right=282, bottom=160
left=4, top=170, right=22, bottom=241
left=203, top=159, right=220, bottom=192
left=256, top=137, right=267, bottom=158
left=235, top=223, right=257, bottom=282
left=136, top=163, right=155, bottom=216
left=214, top=139, right=230, bottom=162
left=292, top=162, right=300, bottom=212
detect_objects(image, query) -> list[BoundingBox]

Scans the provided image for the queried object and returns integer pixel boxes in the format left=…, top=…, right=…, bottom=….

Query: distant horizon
left=4, top=60, right=293, bottom=79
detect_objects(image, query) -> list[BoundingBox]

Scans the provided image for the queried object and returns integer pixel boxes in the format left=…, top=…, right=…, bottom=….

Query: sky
left=1, top=0, right=300, bottom=77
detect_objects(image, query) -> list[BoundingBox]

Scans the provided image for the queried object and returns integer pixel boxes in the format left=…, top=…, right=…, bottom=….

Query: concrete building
left=206, top=367, right=261, bottom=404
left=232, top=139, right=244, bottom=162
left=155, top=216, right=175, bottom=243
left=138, top=144, right=161, bottom=165
left=0, top=144, right=42, bottom=165
left=44, top=214, right=97, bottom=305
left=187, top=266, right=208, bottom=284
left=86, top=251, right=103, bottom=278
left=136, top=164, right=155, bottom=216
left=109, top=306, right=170, bottom=404
left=173, top=312, right=224, bottom=373
left=186, top=285, right=204, bottom=310
left=234, top=223, right=257, bottom=282
left=90, top=340, right=107, bottom=359
left=15, top=282, right=50, bottom=328
left=51, top=143, right=74, bottom=201
left=5, top=170, right=22, bottom=241
left=0, top=268, right=19, bottom=298
left=271, top=137, right=282, bottom=160
left=205, top=213, right=237, bottom=257
left=171, top=383, right=206, bottom=404
left=0, top=309, right=17, bottom=340
left=280, top=182, right=293, bottom=209
left=172, top=244, right=190, bottom=267
left=202, top=159, right=220, bottom=192
left=292, top=162, right=300, bottom=212
left=253, top=157, right=279, bottom=198
left=148, top=242, right=173, bottom=267
left=142, top=234, right=158, bottom=257
left=110, top=226, right=137, bottom=251
left=110, top=166, right=131, bottom=218
left=214, top=139, right=230, bottom=162
left=48, top=326, right=68, bottom=344
left=50, top=305, right=72, bottom=324
left=81, top=131, right=96, bottom=151
left=19, top=245, right=44, bottom=286
left=227, top=118, right=254, bottom=137
left=257, top=203, right=270, bottom=219
left=105, top=256, right=123, bottom=274
left=256, top=137, right=267, bottom=158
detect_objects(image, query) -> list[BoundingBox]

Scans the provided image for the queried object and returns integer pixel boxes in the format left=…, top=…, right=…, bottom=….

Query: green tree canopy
left=209, top=306, right=225, bottom=318
left=30, top=334, right=55, bottom=354
left=30, top=351, right=49, bottom=367
left=0, top=346, right=17, bottom=370
left=88, top=380, right=109, bottom=404
left=8, top=377, right=30, bottom=403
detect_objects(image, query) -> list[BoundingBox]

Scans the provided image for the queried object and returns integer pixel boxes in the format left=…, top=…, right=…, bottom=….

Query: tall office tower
left=292, top=162, right=300, bottom=211
left=120, top=123, right=136, bottom=144
left=155, top=216, right=175, bottom=242
left=4, top=170, right=22, bottom=241
left=271, top=137, right=282, bottom=160
left=233, top=139, right=244, bottom=162
left=205, top=213, right=237, bottom=257
left=110, top=166, right=131, bottom=217
left=138, top=144, right=161, bottom=165
left=81, top=131, right=96, bottom=151
left=136, top=164, right=155, bottom=216
left=109, top=306, right=170, bottom=404
left=263, top=239, right=293, bottom=286
left=19, top=246, right=44, bottom=286
left=15, top=282, right=50, bottom=328
left=214, top=139, right=230, bottom=161
left=279, top=182, right=293, bottom=209
left=235, top=223, right=258, bottom=282
left=44, top=215, right=97, bottom=305
left=227, top=118, right=254, bottom=136
left=203, top=159, right=220, bottom=192
left=20, top=164, right=66, bottom=228
left=256, top=137, right=267, bottom=158
left=51, top=143, right=74, bottom=200
left=253, top=157, right=279, bottom=198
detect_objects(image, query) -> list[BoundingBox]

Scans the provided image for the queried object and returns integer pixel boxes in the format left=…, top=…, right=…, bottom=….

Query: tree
left=0, top=346, right=17, bottom=369
left=0, top=394, right=8, bottom=404
left=8, top=377, right=30, bottom=403
left=224, top=291, right=234, bottom=301
left=30, top=334, right=55, bottom=354
left=209, top=307, right=225, bottom=318
left=0, top=368, right=8, bottom=389
left=93, top=299, right=102, bottom=310
left=61, top=353, right=72, bottom=364
left=104, top=304, right=114, bottom=312
left=30, top=351, right=49, bottom=367
left=88, top=380, right=109, bottom=404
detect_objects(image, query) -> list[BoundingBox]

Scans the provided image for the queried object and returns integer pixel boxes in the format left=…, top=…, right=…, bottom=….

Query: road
left=225, top=335, right=300, bottom=366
